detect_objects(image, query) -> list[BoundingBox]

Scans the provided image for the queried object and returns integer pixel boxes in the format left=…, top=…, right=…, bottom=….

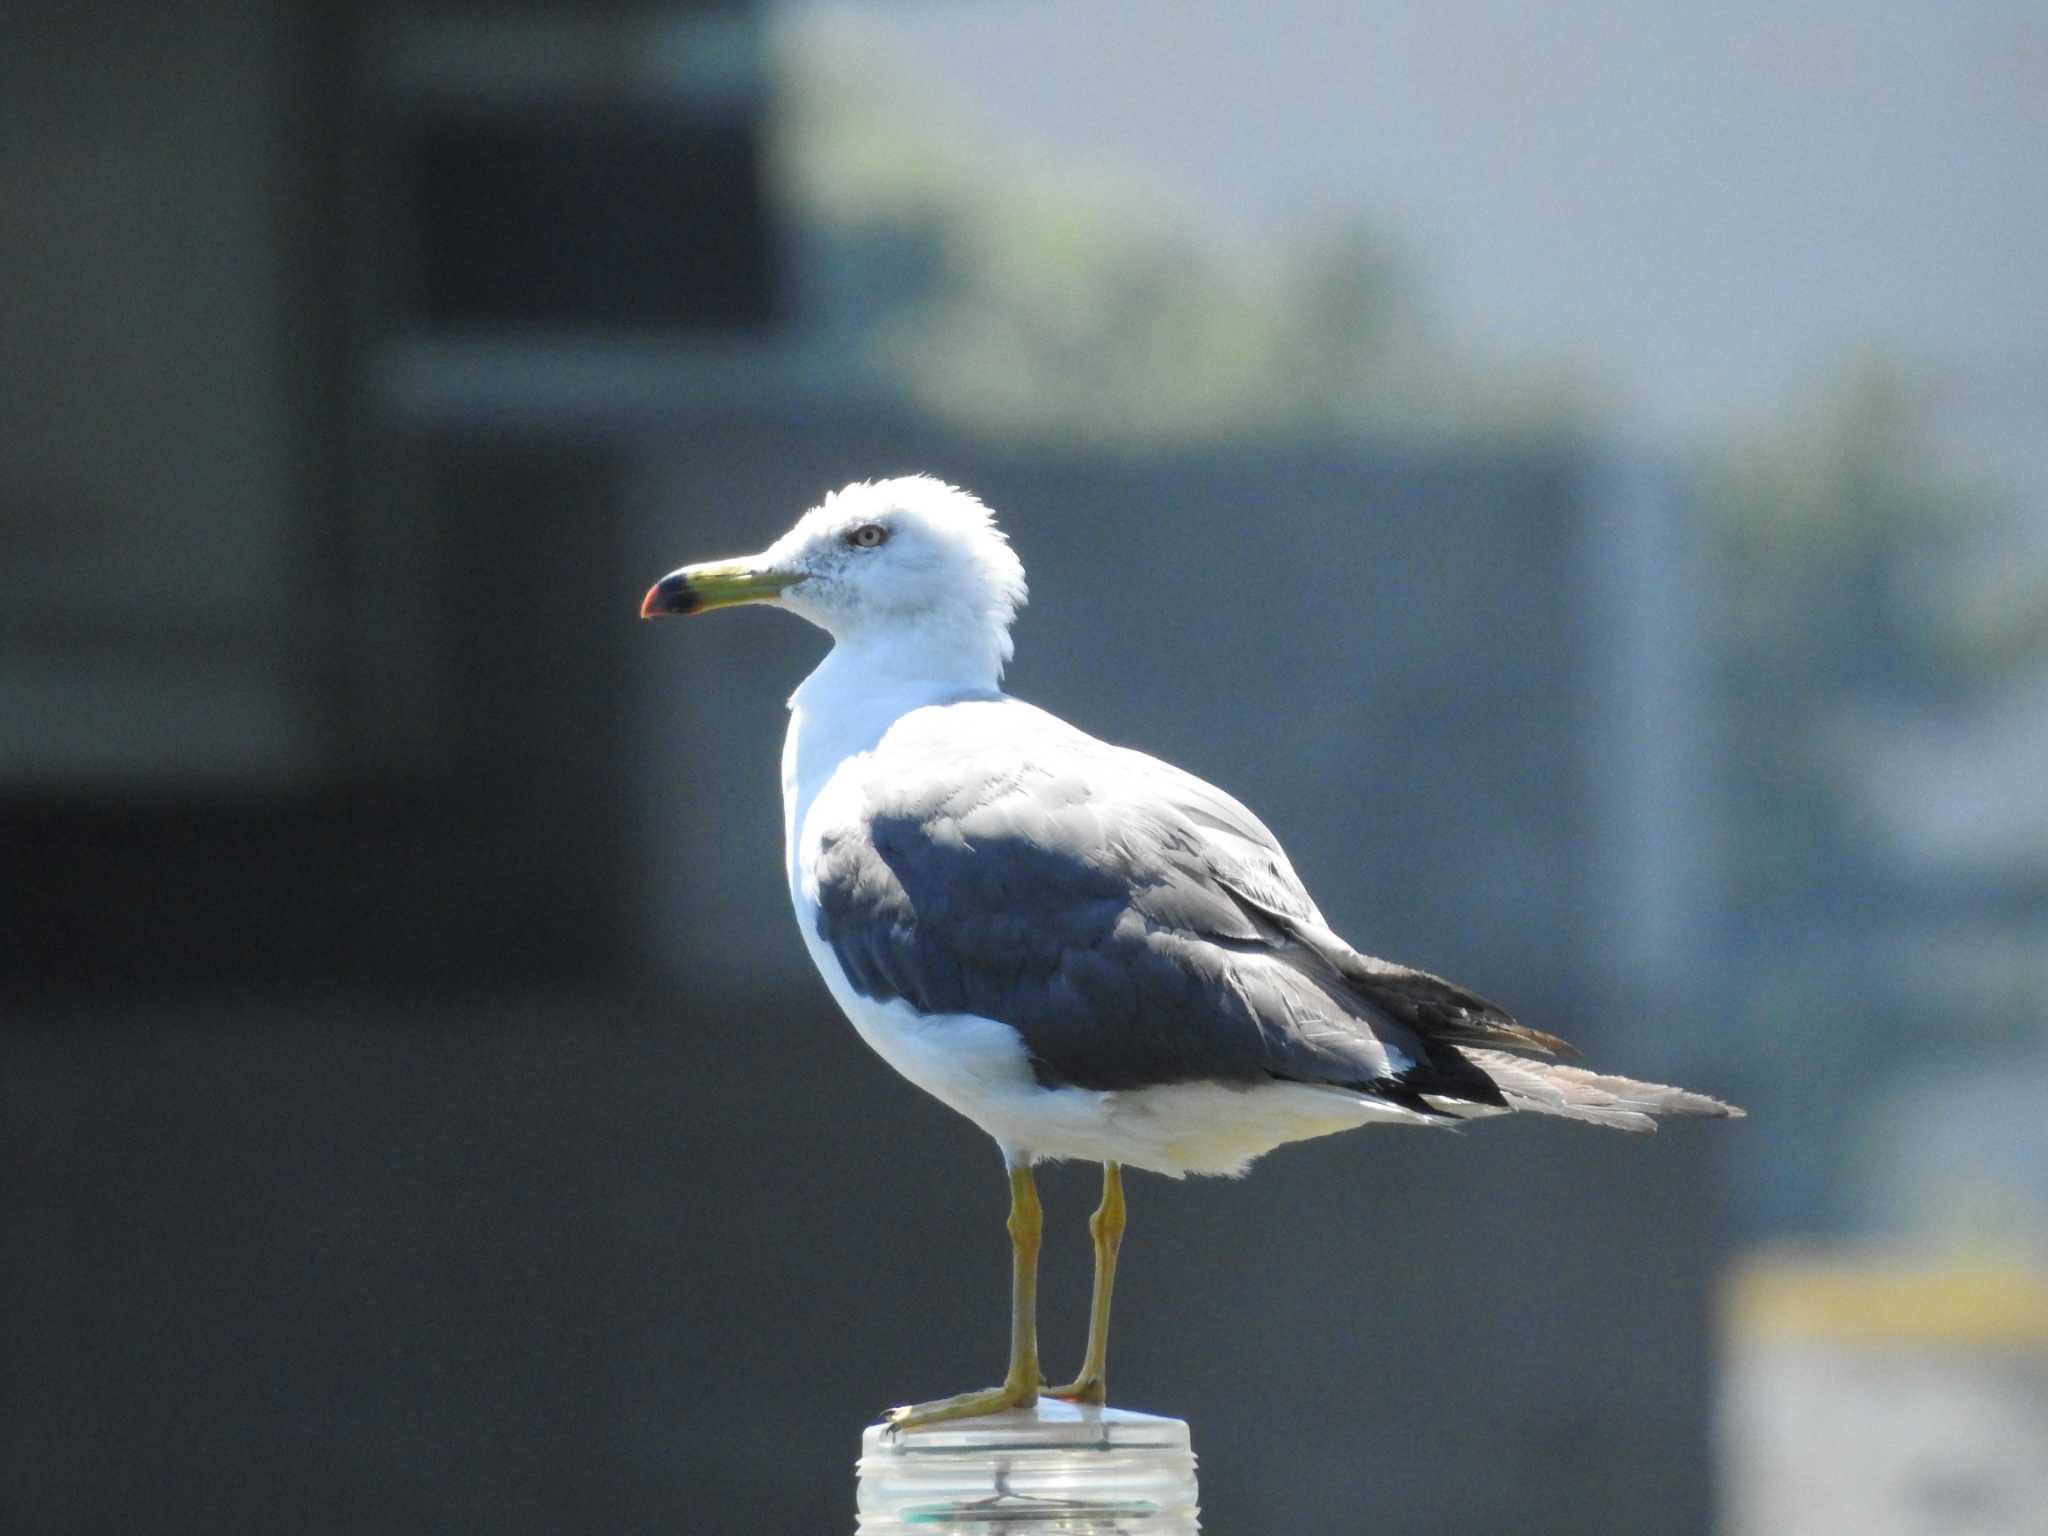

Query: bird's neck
left=781, top=628, right=1007, bottom=850
left=794, top=617, right=1006, bottom=718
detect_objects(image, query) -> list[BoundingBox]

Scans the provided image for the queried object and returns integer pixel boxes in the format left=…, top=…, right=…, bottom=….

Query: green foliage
left=770, top=14, right=1594, bottom=450
left=1700, top=358, right=2044, bottom=898
left=1701, top=361, right=2048, bottom=1234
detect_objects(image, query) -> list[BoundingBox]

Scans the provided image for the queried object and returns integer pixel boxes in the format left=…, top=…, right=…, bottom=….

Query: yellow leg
left=884, top=1163, right=1043, bottom=1432
left=1046, top=1161, right=1125, bottom=1405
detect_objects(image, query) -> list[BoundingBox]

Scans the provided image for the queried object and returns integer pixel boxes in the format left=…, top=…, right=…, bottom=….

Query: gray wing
left=809, top=704, right=1556, bottom=1110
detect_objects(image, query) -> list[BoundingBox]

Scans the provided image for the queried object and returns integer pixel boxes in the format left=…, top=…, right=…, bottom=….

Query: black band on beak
left=640, top=571, right=703, bottom=618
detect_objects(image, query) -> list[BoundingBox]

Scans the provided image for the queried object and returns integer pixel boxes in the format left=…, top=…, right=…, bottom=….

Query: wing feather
left=807, top=701, right=1541, bottom=1110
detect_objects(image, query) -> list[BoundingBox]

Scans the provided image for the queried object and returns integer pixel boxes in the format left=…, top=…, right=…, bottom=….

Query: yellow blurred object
left=1725, top=1253, right=2048, bottom=1345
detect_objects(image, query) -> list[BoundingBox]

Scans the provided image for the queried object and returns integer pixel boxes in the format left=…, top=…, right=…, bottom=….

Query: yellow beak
left=639, top=557, right=800, bottom=618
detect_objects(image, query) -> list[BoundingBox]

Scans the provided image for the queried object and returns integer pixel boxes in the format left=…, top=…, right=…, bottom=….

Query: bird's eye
left=848, top=524, right=889, bottom=549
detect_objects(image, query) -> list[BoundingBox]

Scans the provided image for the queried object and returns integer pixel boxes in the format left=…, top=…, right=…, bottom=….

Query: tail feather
left=1453, top=1048, right=1745, bottom=1133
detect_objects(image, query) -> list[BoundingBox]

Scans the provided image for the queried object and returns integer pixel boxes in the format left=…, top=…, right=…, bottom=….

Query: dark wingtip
left=640, top=573, right=700, bottom=618
left=1525, top=1025, right=1582, bottom=1059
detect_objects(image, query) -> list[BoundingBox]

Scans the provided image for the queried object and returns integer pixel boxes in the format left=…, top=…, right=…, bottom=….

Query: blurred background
left=4, top=2, right=2044, bottom=1531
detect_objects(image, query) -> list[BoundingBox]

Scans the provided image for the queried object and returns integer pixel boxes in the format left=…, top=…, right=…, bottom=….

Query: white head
left=641, top=475, right=1029, bottom=686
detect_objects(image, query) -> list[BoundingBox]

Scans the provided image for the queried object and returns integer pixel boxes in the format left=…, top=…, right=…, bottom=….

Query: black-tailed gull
left=641, top=474, right=1741, bottom=1431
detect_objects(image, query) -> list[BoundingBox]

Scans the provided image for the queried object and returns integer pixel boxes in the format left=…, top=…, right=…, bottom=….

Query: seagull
left=641, top=475, right=1741, bottom=1432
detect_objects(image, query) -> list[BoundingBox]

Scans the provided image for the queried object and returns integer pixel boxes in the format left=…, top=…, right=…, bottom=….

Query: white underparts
left=800, top=943, right=1439, bottom=1178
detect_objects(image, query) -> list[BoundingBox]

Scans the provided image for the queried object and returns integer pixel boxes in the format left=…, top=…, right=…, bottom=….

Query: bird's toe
left=883, top=1380, right=1040, bottom=1435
